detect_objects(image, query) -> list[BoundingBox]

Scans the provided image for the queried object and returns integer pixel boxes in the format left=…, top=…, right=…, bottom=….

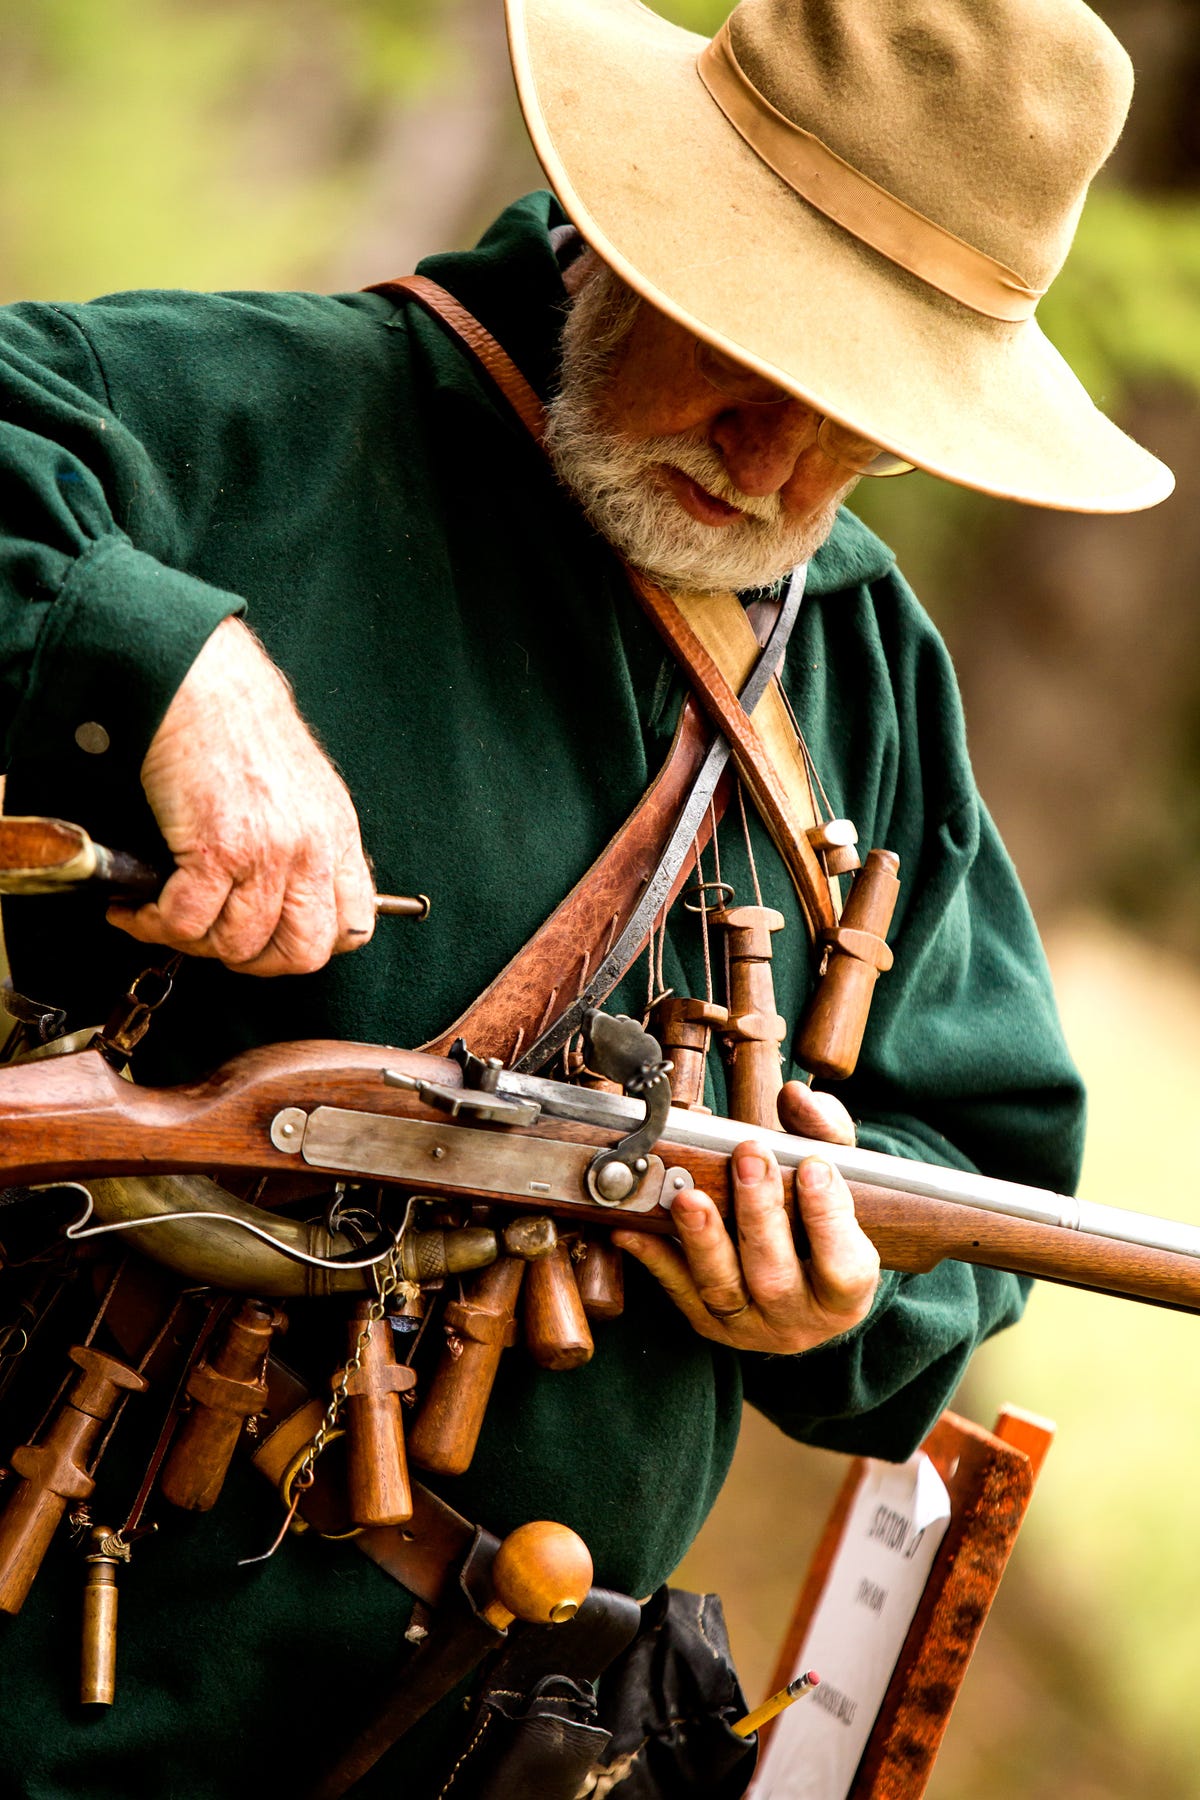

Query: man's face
left=546, top=258, right=859, bottom=594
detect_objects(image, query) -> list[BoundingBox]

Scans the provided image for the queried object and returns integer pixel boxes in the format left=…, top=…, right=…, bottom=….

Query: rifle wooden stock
left=2, top=1042, right=1200, bottom=1319
left=843, top=1183, right=1200, bottom=1313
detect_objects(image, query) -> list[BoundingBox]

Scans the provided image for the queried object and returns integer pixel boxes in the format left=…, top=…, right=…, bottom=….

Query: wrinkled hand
left=107, top=618, right=375, bottom=976
left=613, top=1081, right=880, bottom=1353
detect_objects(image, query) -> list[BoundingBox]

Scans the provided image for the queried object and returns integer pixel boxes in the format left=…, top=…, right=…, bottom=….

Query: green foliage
left=1042, top=186, right=1200, bottom=408
left=653, top=0, right=729, bottom=33
left=0, top=0, right=433, bottom=300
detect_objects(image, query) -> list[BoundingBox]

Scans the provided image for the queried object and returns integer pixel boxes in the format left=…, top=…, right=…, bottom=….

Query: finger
left=779, top=1080, right=856, bottom=1146
left=107, top=857, right=235, bottom=950
left=195, top=870, right=291, bottom=967
left=331, top=835, right=377, bottom=954
left=227, top=868, right=342, bottom=977
left=611, top=1228, right=730, bottom=1340
left=796, top=1156, right=880, bottom=1326
left=727, top=1142, right=809, bottom=1317
left=106, top=871, right=236, bottom=956
left=667, top=1187, right=754, bottom=1319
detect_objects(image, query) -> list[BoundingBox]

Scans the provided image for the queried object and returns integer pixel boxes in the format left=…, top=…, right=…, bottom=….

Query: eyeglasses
left=693, top=341, right=915, bottom=478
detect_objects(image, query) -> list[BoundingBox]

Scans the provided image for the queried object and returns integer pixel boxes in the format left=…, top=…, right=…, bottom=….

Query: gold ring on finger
left=704, top=1298, right=753, bottom=1320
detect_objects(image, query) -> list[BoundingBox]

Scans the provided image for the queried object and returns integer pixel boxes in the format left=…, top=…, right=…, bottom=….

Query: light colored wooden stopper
left=480, top=1520, right=594, bottom=1631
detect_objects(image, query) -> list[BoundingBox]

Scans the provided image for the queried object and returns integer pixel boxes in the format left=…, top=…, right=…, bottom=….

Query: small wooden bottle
left=573, top=1236, right=625, bottom=1320
left=0, top=1346, right=147, bottom=1615
left=712, top=904, right=789, bottom=1131
left=798, top=849, right=900, bottom=1081
left=341, top=1301, right=418, bottom=1528
left=523, top=1244, right=593, bottom=1371
left=160, top=1299, right=285, bottom=1513
left=407, top=1256, right=525, bottom=1477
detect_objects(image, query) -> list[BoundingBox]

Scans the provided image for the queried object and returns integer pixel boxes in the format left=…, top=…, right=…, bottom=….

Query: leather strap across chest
left=375, top=273, right=839, bottom=1063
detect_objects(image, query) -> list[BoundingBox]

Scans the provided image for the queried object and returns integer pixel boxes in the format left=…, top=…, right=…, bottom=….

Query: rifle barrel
left=498, top=1069, right=1200, bottom=1262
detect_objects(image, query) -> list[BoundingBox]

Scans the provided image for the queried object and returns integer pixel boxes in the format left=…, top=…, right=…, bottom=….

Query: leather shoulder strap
left=376, top=273, right=839, bottom=932
left=368, top=274, right=549, bottom=443
left=629, top=574, right=837, bottom=933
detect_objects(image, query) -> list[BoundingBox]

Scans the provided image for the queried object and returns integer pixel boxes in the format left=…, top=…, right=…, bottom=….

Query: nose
left=709, top=400, right=824, bottom=497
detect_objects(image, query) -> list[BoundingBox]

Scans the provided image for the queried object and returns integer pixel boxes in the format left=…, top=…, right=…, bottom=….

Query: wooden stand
left=754, top=1405, right=1054, bottom=1798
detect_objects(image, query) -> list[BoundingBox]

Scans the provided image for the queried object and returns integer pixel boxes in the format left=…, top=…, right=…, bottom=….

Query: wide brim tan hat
left=506, top=0, right=1175, bottom=512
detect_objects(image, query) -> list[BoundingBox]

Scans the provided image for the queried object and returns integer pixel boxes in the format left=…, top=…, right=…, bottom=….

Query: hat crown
left=728, top=0, right=1133, bottom=289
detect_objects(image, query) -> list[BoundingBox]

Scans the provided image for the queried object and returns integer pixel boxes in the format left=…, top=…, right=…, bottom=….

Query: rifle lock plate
left=266, top=1106, right=688, bottom=1218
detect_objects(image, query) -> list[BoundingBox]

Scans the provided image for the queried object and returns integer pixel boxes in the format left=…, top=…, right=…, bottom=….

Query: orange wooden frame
left=756, top=1404, right=1054, bottom=1798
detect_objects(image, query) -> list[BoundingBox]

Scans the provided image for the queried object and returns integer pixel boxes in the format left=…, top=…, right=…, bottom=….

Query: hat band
left=696, top=23, right=1044, bottom=324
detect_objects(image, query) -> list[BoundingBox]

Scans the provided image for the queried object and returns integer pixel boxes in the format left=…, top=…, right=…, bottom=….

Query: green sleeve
left=742, top=558, right=1085, bottom=1458
left=0, top=303, right=243, bottom=782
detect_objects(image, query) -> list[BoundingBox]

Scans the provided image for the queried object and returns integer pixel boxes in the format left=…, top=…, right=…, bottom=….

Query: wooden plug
left=797, top=848, right=900, bottom=1081
left=806, top=817, right=861, bottom=878
left=480, top=1521, right=594, bottom=1632
left=0, top=1346, right=147, bottom=1616
left=160, top=1299, right=286, bottom=1513
left=524, top=1243, right=594, bottom=1371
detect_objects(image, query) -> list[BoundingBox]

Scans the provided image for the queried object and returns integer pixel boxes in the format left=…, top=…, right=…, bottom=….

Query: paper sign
left=747, top=1452, right=952, bottom=1800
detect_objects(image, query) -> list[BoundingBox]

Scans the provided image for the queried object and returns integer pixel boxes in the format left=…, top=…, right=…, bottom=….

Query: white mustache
left=642, top=434, right=783, bottom=526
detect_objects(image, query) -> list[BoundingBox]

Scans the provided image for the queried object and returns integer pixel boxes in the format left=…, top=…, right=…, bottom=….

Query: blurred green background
left=1, top=0, right=1198, bottom=1792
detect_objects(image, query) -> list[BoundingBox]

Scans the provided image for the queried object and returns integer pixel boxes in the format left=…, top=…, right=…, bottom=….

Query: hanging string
left=642, top=904, right=672, bottom=1020
left=27, top=1256, right=128, bottom=1449
left=736, top=780, right=764, bottom=908
left=696, top=844, right=714, bottom=1005
left=91, top=1292, right=187, bottom=1474
left=777, top=682, right=835, bottom=824
left=646, top=914, right=658, bottom=1017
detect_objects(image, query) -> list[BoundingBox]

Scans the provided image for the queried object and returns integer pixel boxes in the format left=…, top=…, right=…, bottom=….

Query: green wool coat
left=0, top=193, right=1083, bottom=1797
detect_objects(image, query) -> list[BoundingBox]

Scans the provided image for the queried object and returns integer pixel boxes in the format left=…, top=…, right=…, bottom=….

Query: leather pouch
left=584, top=1587, right=759, bottom=1799
left=440, top=1673, right=612, bottom=1800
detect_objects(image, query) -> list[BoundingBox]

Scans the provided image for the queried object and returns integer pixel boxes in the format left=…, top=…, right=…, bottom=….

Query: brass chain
left=287, top=1244, right=405, bottom=1503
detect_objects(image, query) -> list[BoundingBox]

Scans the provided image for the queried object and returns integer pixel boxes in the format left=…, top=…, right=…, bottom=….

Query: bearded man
left=0, top=0, right=1173, bottom=1795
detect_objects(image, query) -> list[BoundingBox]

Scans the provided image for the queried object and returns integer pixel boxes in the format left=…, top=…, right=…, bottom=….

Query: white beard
left=545, top=268, right=848, bottom=595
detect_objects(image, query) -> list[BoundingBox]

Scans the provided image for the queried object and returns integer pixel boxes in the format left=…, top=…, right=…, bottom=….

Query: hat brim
left=507, top=0, right=1174, bottom=512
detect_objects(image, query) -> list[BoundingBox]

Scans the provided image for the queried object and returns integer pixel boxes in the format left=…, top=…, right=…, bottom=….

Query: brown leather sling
left=373, top=274, right=839, bottom=1067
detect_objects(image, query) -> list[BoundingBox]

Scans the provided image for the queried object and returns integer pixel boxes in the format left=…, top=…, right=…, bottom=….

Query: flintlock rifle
left=0, top=813, right=1195, bottom=1314
left=1, top=1031, right=1198, bottom=1317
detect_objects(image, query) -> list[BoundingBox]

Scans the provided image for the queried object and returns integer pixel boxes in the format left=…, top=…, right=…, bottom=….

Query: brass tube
left=80, top=1542, right=120, bottom=1706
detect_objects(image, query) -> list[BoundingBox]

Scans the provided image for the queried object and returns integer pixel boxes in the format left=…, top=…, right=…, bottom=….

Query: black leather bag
left=438, top=1587, right=756, bottom=1800
left=584, top=1587, right=758, bottom=1799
